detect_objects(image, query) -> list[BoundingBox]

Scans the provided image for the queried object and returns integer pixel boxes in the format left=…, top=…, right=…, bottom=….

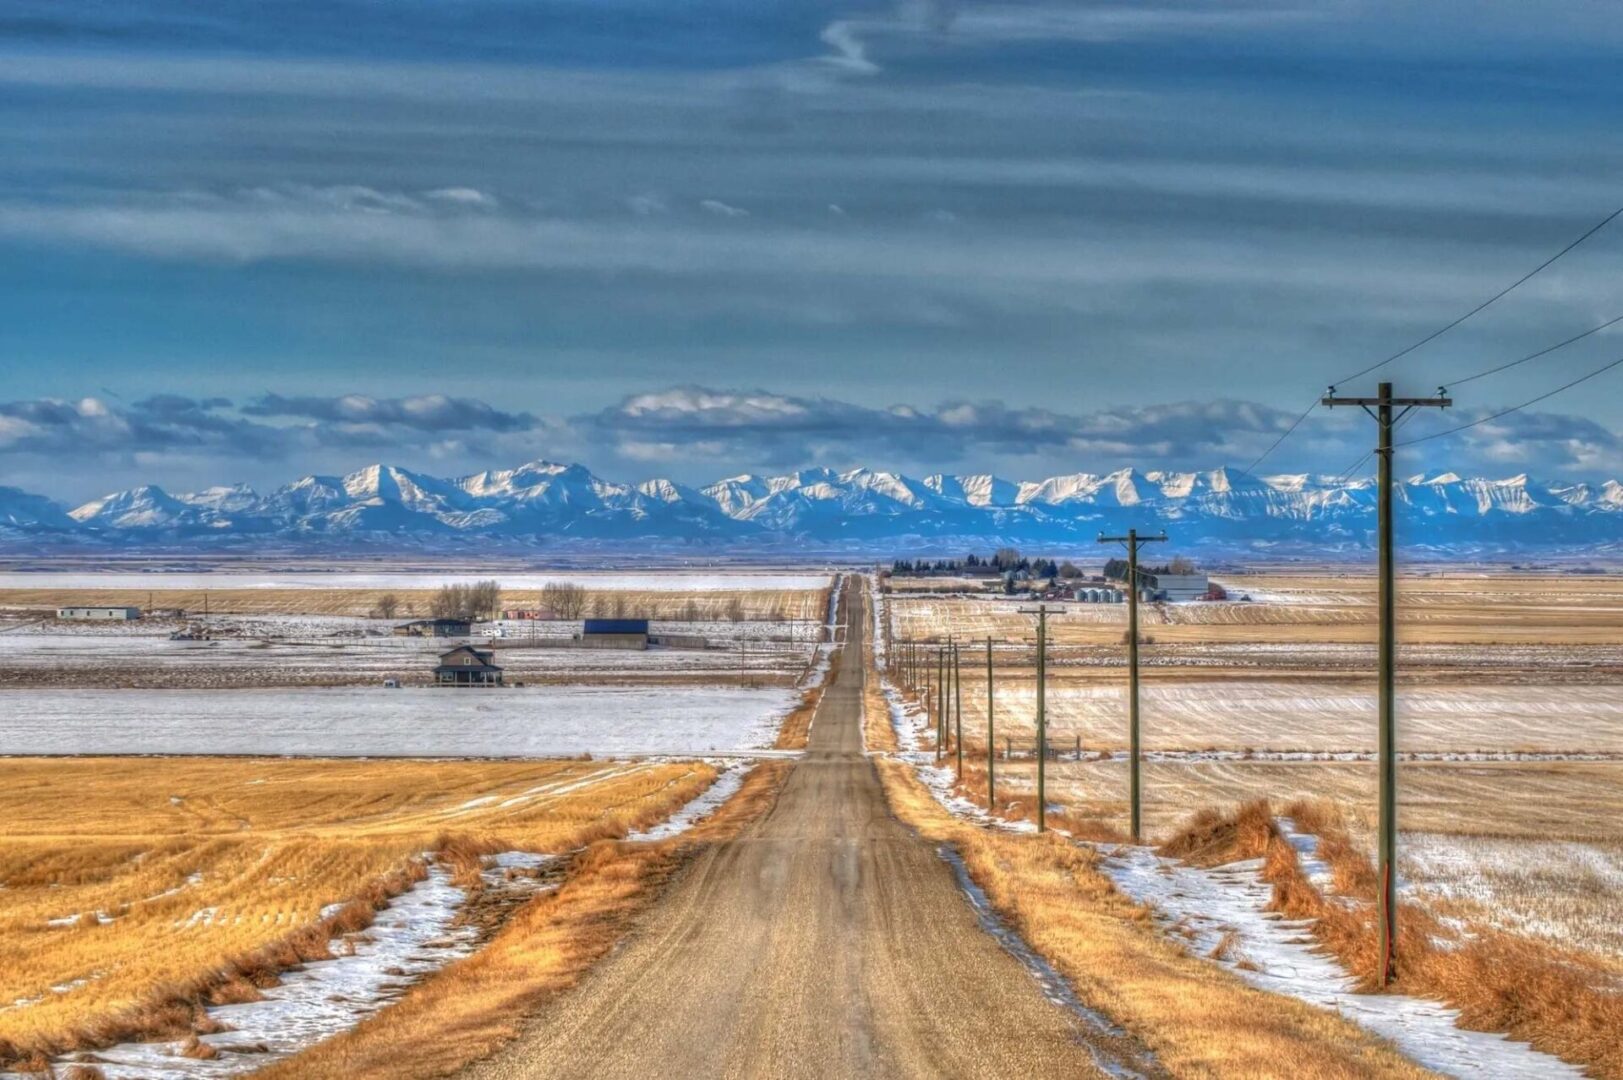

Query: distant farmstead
left=434, top=645, right=503, bottom=686
left=58, top=606, right=142, bottom=621
left=394, top=618, right=472, bottom=638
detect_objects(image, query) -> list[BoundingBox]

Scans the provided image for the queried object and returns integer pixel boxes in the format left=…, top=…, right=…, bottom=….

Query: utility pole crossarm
left=1097, top=532, right=1168, bottom=544
left=1321, top=393, right=1452, bottom=408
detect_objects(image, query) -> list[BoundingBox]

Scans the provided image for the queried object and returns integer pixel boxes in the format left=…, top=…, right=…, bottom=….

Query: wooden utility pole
left=1018, top=603, right=1065, bottom=832
left=935, top=643, right=945, bottom=763
left=1322, top=381, right=1450, bottom=987
left=1098, top=528, right=1167, bottom=844
left=985, top=636, right=995, bottom=808
left=953, top=640, right=963, bottom=779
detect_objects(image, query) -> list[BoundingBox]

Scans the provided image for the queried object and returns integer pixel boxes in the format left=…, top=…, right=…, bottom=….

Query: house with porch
left=434, top=644, right=503, bottom=686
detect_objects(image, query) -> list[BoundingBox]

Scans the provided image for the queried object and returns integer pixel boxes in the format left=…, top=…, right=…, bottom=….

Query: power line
left=1398, top=352, right=1623, bottom=447
left=1242, top=202, right=1623, bottom=478
left=1334, top=450, right=1374, bottom=486
left=1335, top=314, right=1623, bottom=476
left=1333, top=409, right=1421, bottom=485
left=1333, top=203, right=1623, bottom=386
left=1239, top=399, right=1319, bottom=479
left=1444, top=312, right=1623, bottom=389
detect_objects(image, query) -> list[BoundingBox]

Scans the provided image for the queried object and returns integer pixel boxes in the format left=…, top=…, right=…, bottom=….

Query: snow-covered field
left=0, top=614, right=828, bottom=688
left=0, top=571, right=833, bottom=591
left=950, top=682, right=1623, bottom=755
left=0, top=686, right=796, bottom=757
left=1401, top=833, right=1623, bottom=959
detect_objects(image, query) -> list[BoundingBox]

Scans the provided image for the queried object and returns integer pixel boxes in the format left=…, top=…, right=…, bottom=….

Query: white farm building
left=57, top=606, right=143, bottom=621
left=1138, top=573, right=1210, bottom=603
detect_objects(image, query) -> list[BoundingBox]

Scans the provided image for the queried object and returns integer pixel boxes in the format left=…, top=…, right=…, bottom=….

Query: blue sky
left=1, top=0, right=1621, bottom=500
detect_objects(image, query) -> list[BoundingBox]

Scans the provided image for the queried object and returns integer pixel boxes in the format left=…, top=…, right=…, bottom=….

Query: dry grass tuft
left=179, top=1034, right=219, bottom=1060
left=61, top=1066, right=107, bottom=1080
left=862, top=678, right=899, bottom=754
left=774, top=679, right=830, bottom=750
left=1157, top=799, right=1274, bottom=866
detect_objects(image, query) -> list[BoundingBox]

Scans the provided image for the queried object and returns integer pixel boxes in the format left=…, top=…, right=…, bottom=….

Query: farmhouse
left=577, top=618, right=649, bottom=650
left=57, top=606, right=142, bottom=621
left=394, top=618, right=472, bottom=638
left=434, top=645, right=503, bottom=686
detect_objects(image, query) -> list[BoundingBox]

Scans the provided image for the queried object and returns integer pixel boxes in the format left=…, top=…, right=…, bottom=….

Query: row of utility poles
left=895, top=531, right=1160, bottom=842
left=889, top=381, right=1443, bottom=988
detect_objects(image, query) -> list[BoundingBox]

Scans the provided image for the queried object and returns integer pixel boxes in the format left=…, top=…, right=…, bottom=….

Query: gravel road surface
left=464, top=584, right=1156, bottom=1079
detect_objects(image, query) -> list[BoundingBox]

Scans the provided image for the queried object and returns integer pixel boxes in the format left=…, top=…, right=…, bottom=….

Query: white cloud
left=424, top=187, right=497, bottom=207
left=819, top=20, right=880, bottom=74
left=699, top=199, right=750, bottom=218
left=627, top=194, right=668, bottom=216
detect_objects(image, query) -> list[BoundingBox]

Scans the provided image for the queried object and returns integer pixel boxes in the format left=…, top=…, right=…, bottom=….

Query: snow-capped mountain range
left=2, top=461, right=1621, bottom=554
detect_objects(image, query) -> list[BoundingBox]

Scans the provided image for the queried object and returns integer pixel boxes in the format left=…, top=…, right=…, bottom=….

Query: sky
left=0, top=0, right=1621, bottom=503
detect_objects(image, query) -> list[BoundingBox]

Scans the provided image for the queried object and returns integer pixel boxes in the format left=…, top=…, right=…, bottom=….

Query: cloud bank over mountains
left=1, top=387, right=1619, bottom=503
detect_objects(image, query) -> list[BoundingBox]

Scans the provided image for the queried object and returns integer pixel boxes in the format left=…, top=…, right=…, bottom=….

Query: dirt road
left=466, top=584, right=1152, bottom=1079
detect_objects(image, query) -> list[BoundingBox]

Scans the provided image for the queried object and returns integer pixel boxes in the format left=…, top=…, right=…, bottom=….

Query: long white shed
left=57, top=606, right=143, bottom=621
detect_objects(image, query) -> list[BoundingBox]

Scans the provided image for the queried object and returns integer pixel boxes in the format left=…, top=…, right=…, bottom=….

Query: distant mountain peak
left=20, top=461, right=1619, bottom=552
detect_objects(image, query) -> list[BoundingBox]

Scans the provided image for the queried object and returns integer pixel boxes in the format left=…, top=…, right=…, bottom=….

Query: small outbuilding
left=395, top=618, right=472, bottom=638
left=58, top=606, right=142, bottom=621
left=434, top=645, right=503, bottom=686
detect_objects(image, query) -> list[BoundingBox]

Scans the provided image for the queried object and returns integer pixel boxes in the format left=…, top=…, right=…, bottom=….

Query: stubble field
left=0, top=757, right=721, bottom=1072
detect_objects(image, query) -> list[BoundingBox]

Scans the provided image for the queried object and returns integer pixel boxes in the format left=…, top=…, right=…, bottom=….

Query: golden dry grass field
left=0, top=757, right=718, bottom=1068
left=883, top=570, right=1623, bottom=646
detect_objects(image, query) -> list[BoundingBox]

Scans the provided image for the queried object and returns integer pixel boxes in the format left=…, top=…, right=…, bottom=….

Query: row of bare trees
left=428, top=580, right=503, bottom=622
left=540, top=581, right=588, bottom=618
left=370, top=579, right=762, bottom=622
